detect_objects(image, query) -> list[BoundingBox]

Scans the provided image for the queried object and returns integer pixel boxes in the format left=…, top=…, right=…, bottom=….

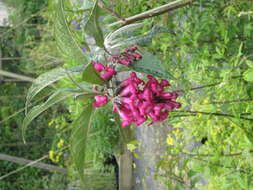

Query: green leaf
left=130, top=51, right=175, bottom=79
left=84, top=0, right=104, bottom=48
left=245, top=60, right=253, bottom=68
left=243, top=69, right=253, bottom=82
left=104, top=23, right=144, bottom=49
left=82, top=63, right=106, bottom=84
left=26, top=65, right=86, bottom=113
left=70, top=104, right=94, bottom=181
left=106, top=25, right=173, bottom=50
left=54, top=0, right=88, bottom=63
left=22, top=88, right=82, bottom=142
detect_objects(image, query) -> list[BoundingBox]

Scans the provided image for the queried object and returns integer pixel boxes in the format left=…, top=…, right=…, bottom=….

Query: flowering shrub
left=22, top=1, right=182, bottom=182
left=91, top=46, right=181, bottom=127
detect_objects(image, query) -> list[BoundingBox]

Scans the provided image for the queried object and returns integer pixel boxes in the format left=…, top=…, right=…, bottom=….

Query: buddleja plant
left=22, top=0, right=181, bottom=180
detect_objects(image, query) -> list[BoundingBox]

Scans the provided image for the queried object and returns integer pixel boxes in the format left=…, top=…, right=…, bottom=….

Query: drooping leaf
left=26, top=65, right=86, bottom=113
left=106, top=25, right=174, bottom=50
left=82, top=62, right=106, bottom=85
left=70, top=104, right=94, bottom=181
left=83, top=0, right=104, bottom=48
left=130, top=51, right=175, bottom=79
left=104, top=23, right=144, bottom=49
left=23, top=88, right=83, bottom=142
left=54, top=0, right=88, bottom=63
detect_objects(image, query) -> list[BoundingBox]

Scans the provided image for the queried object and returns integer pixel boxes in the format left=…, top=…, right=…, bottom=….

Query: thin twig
left=160, top=173, right=190, bottom=188
left=109, top=0, right=196, bottom=27
left=0, top=153, right=67, bottom=174
left=172, top=110, right=253, bottom=121
left=63, top=67, right=85, bottom=91
left=175, top=75, right=243, bottom=93
left=205, top=98, right=253, bottom=105
left=174, top=150, right=253, bottom=157
left=0, top=8, right=46, bottom=38
left=0, top=146, right=68, bottom=180
left=174, top=82, right=221, bottom=93
left=0, top=94, right=50, bottom=124
left=193, top=157, right=251, bottom=173
left=0, top=70, right=34, bottom=82
left=98, top=1, right=125, bottom=22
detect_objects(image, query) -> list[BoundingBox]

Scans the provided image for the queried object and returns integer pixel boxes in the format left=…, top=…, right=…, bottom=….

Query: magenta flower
left=92, top=62, right=105, bottom=72
left=114, top=72, right=181, bottom=127
left=101, top=67, right=116, bottom=80
left=92, top=96, right=108, bottom=108
left=89, top=49, right=180, bottom=128
left=92, top=61, right=116, bottom=81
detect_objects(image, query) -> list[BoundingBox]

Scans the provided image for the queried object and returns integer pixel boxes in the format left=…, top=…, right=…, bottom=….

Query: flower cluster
left=112, top=46, right=142, bottom=65
left=92, top=61, right=116, bottom=80
left=91, top=46, right=181, bottom=127
left=114, top=72, right=181, bottom=127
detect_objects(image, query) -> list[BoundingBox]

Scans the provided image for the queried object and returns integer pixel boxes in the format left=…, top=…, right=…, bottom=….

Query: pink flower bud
left=92, top=62, right=105, bottom=72
left=159, top=111, right=168, bottom=121
left=133, top=116, right=146, bottom=126
left=121, top=120, right=131, bottom=128
left=148, top=111, right=160, bottom=122
left=139, top=101, right=153, bottom=116
left=113, top=104, right=117, bottom=112
left=170, top=101, right=181, bottom=109
left=120, top=84, right=138, bottom=96
left=139, top=87, right=153, bottom=102
left=101, top=67, right=116, bottom=80
left=160, top=92, right=178, bottom=99
left=133, top=53, right=142, bottom=60
left=160, top=80, right=170, bottom=87
left=163, top=103, right=174, bottom=111
left=92, top=95, right=108, bottom=108
left=125, top=46, right=138, bottom=52
left=118, top=59, right=131, bottom=65
left=126, top=54, right=136, bottom=61
left=117, top=107, right=132, bottom=121
left=153, top=103, right=165, bottom=116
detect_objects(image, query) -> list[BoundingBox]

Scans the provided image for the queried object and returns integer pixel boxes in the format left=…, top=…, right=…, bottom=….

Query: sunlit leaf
left=23, top=88, right=82, bottom=142
left=26, top=65, right=86, bottom=113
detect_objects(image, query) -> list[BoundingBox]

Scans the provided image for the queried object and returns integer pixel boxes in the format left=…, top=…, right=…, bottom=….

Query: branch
left=0, top=142, right=37, bottom=147
left=0, top=57, right=22, bottom=60
left=0, top=153, right=67, bottom=174
left=170, top=150, right=253, bottom=157
left=0, top=70, right=34, bottom=82
left=0, top=94, right=50, bottom=124
left=0, top=147, right=68, bottom=180
left=174, top=82, right=221, bottom=93
left=98, top=1, right=125, bottom=22
left=109, top=0, right=196, bottom=27
left=172, top=110, right=253, bottom=121
left=193, top=157, right=250, bottom=173
left=206, top=98, right=253, bottom=105
left=175, top=76, right=242, bottom=93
